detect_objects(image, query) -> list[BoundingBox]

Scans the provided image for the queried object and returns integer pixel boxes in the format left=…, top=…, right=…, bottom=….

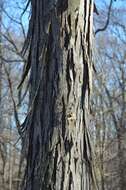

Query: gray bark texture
left=117, top=130, right=126, bottom=190
left=21, top=0, right=96, bottom=189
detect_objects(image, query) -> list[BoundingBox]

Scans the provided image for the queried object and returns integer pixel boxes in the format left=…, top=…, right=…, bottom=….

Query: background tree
left=0, top=1, right=28, bottom=189
left=92, top=1, right=126, bottom=190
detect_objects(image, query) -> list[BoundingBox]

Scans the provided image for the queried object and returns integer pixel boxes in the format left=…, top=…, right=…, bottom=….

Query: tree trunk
left=0, top=2, right=6, bottom=189
left=22, top=0, right=95, bottom=189
left=0, top=0, right=3, bottom=130
left=117, top=129, right=126, bottom=190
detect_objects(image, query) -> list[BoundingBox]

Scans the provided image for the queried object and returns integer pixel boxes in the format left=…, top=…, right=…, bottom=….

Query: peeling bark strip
left=21, top=0, right=95, bottom=189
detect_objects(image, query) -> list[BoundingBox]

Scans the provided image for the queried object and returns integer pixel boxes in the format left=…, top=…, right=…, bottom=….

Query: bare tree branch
left=95, top=0, right=113, bottom=35
left=3, top=65, right=22, bottom=137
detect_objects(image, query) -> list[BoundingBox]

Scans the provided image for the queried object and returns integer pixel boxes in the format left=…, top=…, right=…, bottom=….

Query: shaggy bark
left=21, top=0, right=95, bottom=189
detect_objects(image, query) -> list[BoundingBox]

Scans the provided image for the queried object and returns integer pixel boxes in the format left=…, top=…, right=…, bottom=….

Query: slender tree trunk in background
left=117, top=129, right=126, bottom=190
left=9, top=124, right=13, bottom=190
left=100, top=154, right=105, bottom=190
left=0, top=2, right=5, bottom=189
left=17, top=151, right=24, bottom=190
left=0, top=0, right=3, bottom=131
left=22, top=0, right=95, bottom=189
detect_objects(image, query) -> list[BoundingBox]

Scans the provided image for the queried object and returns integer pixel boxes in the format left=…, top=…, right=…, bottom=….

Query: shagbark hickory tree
left=20, top=0, right=96, bottom=189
